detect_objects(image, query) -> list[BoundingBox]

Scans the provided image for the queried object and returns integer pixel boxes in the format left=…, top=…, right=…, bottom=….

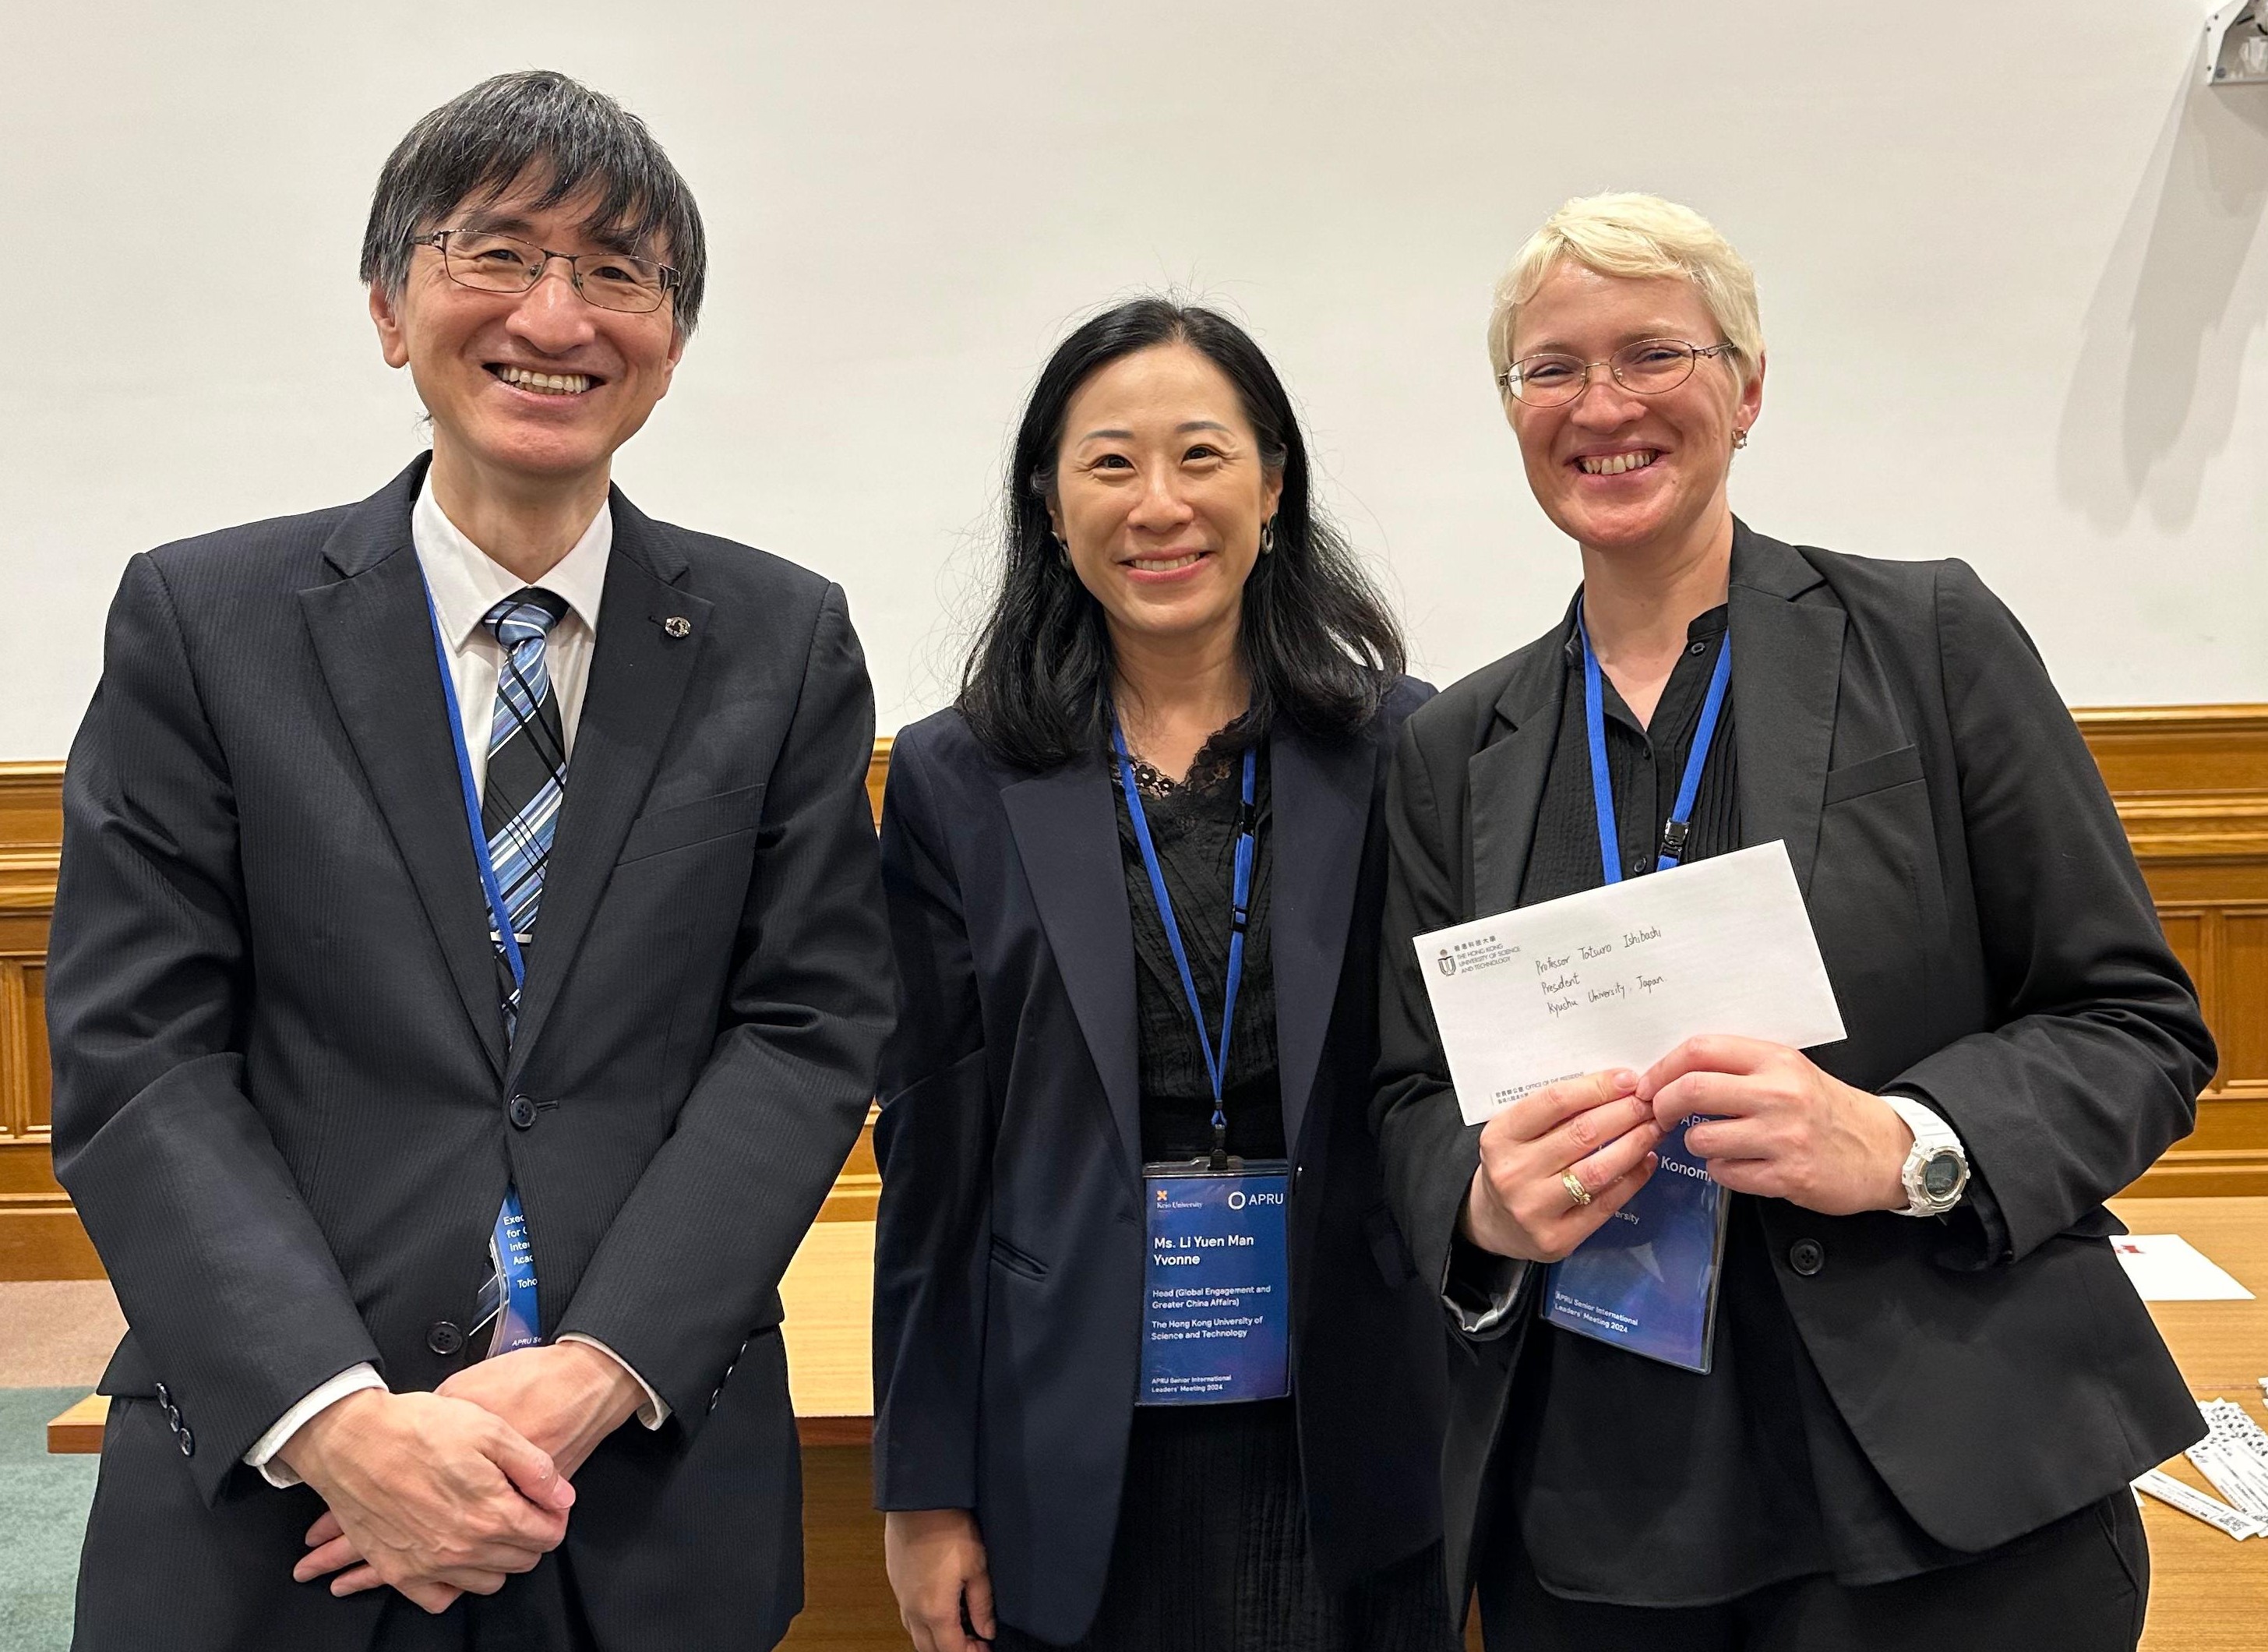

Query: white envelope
left=1415, top=841, right=1847, bottom=1126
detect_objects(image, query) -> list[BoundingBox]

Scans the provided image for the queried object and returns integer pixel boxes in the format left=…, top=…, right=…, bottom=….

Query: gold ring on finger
left=1561, top=1170, right=1593, bottom=1208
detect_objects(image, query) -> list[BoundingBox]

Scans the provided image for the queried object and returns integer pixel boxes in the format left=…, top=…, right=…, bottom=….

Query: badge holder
left=1141, top=1155, right=1292, bottom=1404
left=469, top=1186, right=542, bottom=1357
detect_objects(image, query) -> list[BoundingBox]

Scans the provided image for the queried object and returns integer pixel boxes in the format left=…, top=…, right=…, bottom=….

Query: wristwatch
left=1882, top=1095, right=1969, bottom=1217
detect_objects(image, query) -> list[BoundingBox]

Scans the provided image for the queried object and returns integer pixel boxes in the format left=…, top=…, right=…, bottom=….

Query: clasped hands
left=276, top=1340, right=645, bottom=1614
left=1461, top=1034, right=1914, bottom=1263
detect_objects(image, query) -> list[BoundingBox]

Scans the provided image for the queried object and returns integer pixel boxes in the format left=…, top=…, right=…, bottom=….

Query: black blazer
left=872, top=683, right=1446, bottom=1646
left=46, top=456, right=895, bottom=1652
left=1373, top=525, right=2215, bottom=1602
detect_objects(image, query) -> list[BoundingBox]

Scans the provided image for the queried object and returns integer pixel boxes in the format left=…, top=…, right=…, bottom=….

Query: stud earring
left=1733, top=429, right=1750, bottom=450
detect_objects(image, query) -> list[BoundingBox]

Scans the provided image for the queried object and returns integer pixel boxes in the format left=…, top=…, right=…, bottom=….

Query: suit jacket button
left=1789, top=1238, right=1826, bottom=1276
left=508, top=1095, right=538, bottom=1129
left=153, top=1382, right=171, bottom=1407
left=428, top=1321, right=467, bottom=1356
left=177, top=1426, right=195, bottom=1457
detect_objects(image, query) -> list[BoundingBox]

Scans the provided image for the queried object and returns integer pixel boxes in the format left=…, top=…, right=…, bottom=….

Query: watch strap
left=1882, top=1093, right=1966, bottom=1216
left=1882, top=1094, right=1961, bottom=1157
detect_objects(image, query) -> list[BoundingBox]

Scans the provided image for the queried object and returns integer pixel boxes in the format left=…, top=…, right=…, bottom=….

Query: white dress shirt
left=245, top=476, right=665, bottom=1488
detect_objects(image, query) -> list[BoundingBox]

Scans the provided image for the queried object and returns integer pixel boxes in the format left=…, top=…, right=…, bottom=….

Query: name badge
left=1141, top=1160, right=1291, bottom=1405
left=486, top=1188, right=541, bottom=1357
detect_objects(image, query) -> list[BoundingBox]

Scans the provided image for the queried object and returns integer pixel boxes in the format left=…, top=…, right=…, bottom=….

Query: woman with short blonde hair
left=1374, top=192, right=2211, bottom=1651
left=1484, top=192, right=1765, bottom=389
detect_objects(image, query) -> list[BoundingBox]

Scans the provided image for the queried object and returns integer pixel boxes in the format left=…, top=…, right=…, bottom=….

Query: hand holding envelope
left=1462, top=1068, right=1667, bottom=1263
left=1640, top=1034, right=1914, bottom=1217
left=1422, top=843, right=1905, bottom=1367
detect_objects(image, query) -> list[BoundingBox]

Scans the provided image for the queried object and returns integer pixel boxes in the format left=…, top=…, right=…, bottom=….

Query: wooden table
left=2109, top=1196, right=2268, bottom=1651
left=47, top=1204, right=2268, bottom=1649
left=44, top=1220, right=901, bottom=1648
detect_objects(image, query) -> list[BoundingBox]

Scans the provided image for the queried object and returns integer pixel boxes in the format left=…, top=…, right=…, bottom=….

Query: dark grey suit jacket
left=1373, top=525, right=2215, bottom=1604
left=871, top=687, right=1447, bottom=1646
left=47, top=456, right=894, bottom=1652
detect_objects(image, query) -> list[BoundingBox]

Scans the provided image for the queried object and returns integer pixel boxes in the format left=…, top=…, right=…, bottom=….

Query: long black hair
left=958, top=297, right=1406, bottom=771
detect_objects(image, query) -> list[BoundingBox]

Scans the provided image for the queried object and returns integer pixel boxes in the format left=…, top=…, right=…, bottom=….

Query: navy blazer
left=48, top=456, right=894, bottom=1652
left=872, top=681, right=1446, bottom=1645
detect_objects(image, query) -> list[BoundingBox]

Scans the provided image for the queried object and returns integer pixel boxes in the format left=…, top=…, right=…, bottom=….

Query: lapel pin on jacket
left=662, top=615, right=693, bottom=639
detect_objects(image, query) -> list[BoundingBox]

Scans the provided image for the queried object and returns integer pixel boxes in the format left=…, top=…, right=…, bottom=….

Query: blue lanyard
left=1112, top=722, right=1257, bottom=1169
left=423, top=587, right=527, bottom=997
left=1578, top=598, right=1733, bottom=883
left=425, top=584, right=544, bottom=1354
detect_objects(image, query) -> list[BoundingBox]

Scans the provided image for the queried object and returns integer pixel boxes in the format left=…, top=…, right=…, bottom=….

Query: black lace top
left=1109, top=718, right=1285, bottom=1165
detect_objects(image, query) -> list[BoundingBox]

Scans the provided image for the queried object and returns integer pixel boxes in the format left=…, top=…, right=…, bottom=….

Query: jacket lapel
left=506, top=494, right=709, bottom=1078
left=1268, top=724, right=1370, bottom=1163
left=1727, top=524, right=1843, bottom=894
left=1469, top=627, right=1571, bottom=921
left=1001, top=757, right=1143, bottom=1187
left=299, top=457, right=507, bottom=1078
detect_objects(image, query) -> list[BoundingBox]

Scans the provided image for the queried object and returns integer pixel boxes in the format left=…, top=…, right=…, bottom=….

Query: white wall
left=4, top=0, right=2265, bottom=757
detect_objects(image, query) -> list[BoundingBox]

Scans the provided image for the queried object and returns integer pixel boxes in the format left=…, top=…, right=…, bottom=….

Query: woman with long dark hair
left=871, top=298, right=1456, bottom=1651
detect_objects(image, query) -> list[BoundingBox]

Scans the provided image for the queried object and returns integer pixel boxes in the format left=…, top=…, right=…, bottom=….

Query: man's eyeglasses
left=1498, top=338, right=1740, bottom=408
left=410, top=230, right=679, bottom=315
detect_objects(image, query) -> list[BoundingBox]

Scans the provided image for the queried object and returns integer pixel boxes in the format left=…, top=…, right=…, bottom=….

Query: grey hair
left=358, top=70, right=708, bottom=333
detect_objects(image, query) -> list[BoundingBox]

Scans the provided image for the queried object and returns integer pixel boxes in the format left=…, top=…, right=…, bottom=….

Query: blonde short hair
left=1487, top=192, right=1763, bottom=389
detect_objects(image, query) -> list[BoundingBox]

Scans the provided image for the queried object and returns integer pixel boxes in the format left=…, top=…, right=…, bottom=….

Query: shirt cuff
left=1443, top=1234, right=1529, bottom=1340
left=244, top=1364, right=389, bottom=1488
left=557, top=1333, right=669, bottom=1428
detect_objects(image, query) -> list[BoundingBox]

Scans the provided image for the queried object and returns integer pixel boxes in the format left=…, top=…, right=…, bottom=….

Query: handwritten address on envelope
left=1414, top=841, right=1847, bottom=1127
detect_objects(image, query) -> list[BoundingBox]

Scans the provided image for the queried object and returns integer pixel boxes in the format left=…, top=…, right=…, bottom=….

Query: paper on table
left=2114, top=1235, right=2256, bottom=1301
left=2133, top=1469, right=2264, bottom=1540
left=1415, top=842, right=1846, bottom=1126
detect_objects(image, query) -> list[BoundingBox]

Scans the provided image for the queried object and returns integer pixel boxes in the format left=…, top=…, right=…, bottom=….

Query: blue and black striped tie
left=480, top=588, right=570, bottom=1036
left=471, top=588, right=567, bottom=1358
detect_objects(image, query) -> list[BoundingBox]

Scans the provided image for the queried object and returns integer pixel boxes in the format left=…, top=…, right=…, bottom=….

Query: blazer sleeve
left=1370, top=715, right=1492, bottom=1321
left=868, top=732, right=994, bottom=1510
left=1882, top=560, right=2216, bottom=1263
left=47, top=554, right=383, bottom=1502
left=553, top=583, right=896, bottom=1422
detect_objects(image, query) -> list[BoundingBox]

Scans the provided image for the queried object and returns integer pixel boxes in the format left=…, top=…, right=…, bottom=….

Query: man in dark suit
left=46, top=70, right=894, bottom=1651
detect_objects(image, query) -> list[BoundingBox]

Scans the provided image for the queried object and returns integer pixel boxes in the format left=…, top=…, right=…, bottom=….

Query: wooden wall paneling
left=2077, top=710, right=2268, bottom=1197
left=2, top=710, right=2263, bottom=1276
left=0, top=763, right=95, bottom=1277
left=866, top=738, right=890, bottom=830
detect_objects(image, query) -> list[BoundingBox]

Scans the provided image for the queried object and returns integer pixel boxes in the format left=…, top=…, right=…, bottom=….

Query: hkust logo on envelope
left=1436, top=950, right=1456, bottom=976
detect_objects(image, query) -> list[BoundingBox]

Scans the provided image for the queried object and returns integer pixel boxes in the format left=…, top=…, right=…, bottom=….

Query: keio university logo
left=1436, top=950, right=1457, bottom=977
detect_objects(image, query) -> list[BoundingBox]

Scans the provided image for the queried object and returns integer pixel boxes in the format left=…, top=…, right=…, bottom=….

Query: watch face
left=1921, top=1152, right=1963, bottom=1199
